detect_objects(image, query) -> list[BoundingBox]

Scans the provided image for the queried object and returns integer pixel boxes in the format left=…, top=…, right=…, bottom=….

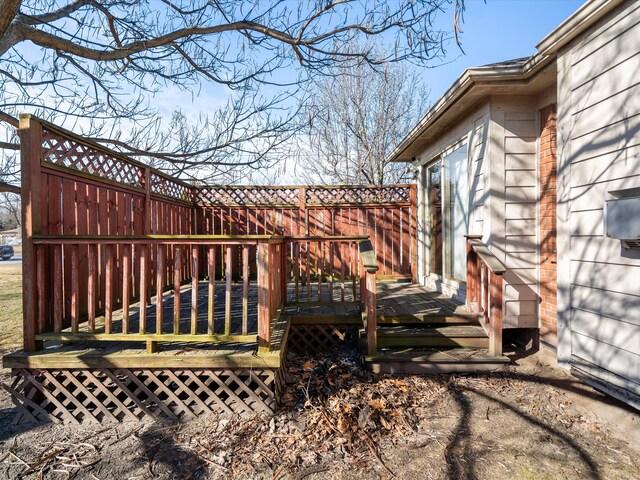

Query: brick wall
left=539, top=104, right=557, bottom=346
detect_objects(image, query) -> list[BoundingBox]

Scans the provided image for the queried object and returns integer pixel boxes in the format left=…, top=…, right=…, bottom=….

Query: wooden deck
left=376, top=282, right=471, bottom=320
left=3, top=278, right=360, bottom=370
left=4, top=281, right=494, bottom=372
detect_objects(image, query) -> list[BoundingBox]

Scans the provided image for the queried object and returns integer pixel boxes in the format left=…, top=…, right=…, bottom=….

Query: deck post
left=489, top=272, right=504, bottom=357
left=464, top=235, right=482, bottom=312
left=409, top=184, right=418, bottom=283
left=365, top=271, right=377, bottom=356
left=19, top=115, right=43, bottom=352
left=466, top=240, right=477, bottom=310
left=257, top=241, right=271, bottom=351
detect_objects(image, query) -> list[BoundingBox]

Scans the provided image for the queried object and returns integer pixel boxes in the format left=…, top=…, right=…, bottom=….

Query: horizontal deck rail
left=465, top=235, right=505, bottom=356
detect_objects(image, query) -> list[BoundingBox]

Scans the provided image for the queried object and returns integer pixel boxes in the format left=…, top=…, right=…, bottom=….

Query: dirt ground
left=0, top=264, right=639, bottom=479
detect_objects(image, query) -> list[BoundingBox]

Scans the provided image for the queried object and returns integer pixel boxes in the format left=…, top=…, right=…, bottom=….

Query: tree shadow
left=441, top=367, right=640, bottom=480
left=137, top=422, right=210, bottom=480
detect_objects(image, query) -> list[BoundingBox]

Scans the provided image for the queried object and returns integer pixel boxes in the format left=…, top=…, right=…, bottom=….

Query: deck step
left=376, top=325, right=489, bottom=348
left=377, top=313, right=477, bottom=326
left=365, top=347, right=510, bottom=374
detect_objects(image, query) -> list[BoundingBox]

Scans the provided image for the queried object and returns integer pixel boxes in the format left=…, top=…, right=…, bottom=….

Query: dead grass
left=0, top=263, right=22, bottom=359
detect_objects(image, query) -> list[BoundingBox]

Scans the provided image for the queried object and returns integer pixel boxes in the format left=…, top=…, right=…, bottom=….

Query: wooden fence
left=197, top=184, right=417, bottom=280
left=18, top=114, right=416, bottom=353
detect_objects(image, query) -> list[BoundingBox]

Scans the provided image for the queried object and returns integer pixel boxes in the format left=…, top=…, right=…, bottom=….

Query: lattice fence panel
left=149, top=171, right=194, bottom=202
left=41, top=129, right=145, bottom=187
left=2, top=368, right=281, bottom=424
left=288, top=324, right=359, bottom=354
left=197, top=186, right=299, bottom=206
left=305, top=186, right=411, bottom=205
left=197, top=185, right=412, bottom=207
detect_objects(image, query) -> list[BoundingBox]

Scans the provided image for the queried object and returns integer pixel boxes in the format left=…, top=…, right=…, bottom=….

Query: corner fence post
left=19, top=114, right=43, bottom=352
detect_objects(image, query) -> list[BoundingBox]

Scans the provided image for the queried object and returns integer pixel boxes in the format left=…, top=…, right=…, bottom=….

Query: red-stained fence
left=18, top=115, right=416, bottom=353
left=196, top=184, right=417, bottom=279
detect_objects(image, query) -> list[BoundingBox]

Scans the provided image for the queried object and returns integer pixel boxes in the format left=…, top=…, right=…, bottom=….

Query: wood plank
left=257, top=242, right=271, bottom=350
left=242, top=245, right=249, bottom=335
left=87, top=244, right=96, bottom=333
left=156, top=244, right=165, bottom=334
left=139, top=244, right=148, bottom=334
left=35, top=333, right=258, bottom=343
left=122, top=244, right=131, bottom=333
left=173, top=245, right=181, bottom=334
left=225, top=244, right=232, bottom=336
left=191, top=245, right=199, bottom=335
left=104, top=245, right=114, bottom=334
left=207, top=246, right=215, bottom=335
left=35, top=245, right=46, bottom=333
left=53, top=245, right=63, bottom=333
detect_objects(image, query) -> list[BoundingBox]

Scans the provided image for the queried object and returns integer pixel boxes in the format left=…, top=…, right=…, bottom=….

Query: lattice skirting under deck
left=287, top=324, right=359, bottom=354
left=2, top=367, right=284, bottom=424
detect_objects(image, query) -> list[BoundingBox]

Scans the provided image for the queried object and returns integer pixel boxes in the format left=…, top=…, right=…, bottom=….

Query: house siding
left=557, top=0, right=640, bottom=404
left=415, top=97, right=541, bottom=329
left=489, top=97, right=540, bottom=329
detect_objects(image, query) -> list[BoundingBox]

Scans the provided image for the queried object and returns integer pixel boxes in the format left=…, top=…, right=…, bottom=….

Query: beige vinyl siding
left=469, top=117, right=488, bottom=236
left=557, top=0, right=640, bottom=397
left=490, top=101, right=539, bottom=329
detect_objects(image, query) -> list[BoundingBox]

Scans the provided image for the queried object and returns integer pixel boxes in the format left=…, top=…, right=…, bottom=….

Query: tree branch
left=0, top=181, right=20, bottom=194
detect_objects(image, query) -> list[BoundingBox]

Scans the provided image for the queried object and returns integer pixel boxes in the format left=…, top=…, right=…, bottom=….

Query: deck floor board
left=5, top=281, right=471, bottom=369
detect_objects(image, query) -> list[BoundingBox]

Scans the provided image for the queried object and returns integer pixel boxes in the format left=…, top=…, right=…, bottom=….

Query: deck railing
left=30, top=235, right=284, bottom=352
left=27, top=234, right=379, bottom=354
left=285, top=236, right=368, bottom=304
left=465, top=235, right=506, bottom=356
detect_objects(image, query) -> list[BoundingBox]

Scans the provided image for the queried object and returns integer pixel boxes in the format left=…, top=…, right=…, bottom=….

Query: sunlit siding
left=557, top=0, right=640, bottom=405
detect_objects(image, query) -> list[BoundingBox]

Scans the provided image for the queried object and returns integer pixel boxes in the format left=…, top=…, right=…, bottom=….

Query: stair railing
left=358, top=239, right=379, bottom=356
left=465, top=235, right=506, bottom=356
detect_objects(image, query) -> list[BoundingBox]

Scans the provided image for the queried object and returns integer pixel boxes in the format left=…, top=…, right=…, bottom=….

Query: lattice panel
left=2, top=367, right=280, bottom=424
left=197, top=185, right=412, bottom=207
left=306, top=186, right=411, bottom=205
left=288, top=324, right=359, bottom=354
left=198, top=186, right=299, bottom=206
left=41, top=129, right=145, bottom=187
left=149, top=172, right=194, bottom=202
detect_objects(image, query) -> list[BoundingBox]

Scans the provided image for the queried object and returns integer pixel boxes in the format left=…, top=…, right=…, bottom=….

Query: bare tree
left=0, top=192, right=20, bottom=229
left=299, top=57, right=428, bottom=185
left=0, top=0, right=464, bottom=188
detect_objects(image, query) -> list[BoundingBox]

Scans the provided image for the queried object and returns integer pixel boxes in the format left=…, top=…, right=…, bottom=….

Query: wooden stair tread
left=365, top=347, right=509, bottom=364
left=377, top=313, right=477, bottom=325
left=377, top=325, right=487, bottom=338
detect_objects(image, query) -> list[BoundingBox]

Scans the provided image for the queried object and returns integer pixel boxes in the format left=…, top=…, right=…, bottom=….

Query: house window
left=427, top=162, right=443, bottom=276
left=423, top=142, right=469, bottom=284
left=443, top=144, right=469, bottom=282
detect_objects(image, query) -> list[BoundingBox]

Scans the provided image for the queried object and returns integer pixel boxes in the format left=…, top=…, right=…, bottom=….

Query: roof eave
left=387, top=0, right=627, bottom=163
left=387, top=59, right=546, bottom=162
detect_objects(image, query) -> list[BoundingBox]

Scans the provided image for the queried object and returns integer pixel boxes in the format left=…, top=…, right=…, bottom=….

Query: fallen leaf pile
left=1, top=350, right=638, bottom=479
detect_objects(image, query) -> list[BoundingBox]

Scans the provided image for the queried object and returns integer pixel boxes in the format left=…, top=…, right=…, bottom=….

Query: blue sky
left=262, top=0, right=587, bottom=183
left=162, top=0, right=587, bottom=123
left=426, top=0, right=585, bottom=99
